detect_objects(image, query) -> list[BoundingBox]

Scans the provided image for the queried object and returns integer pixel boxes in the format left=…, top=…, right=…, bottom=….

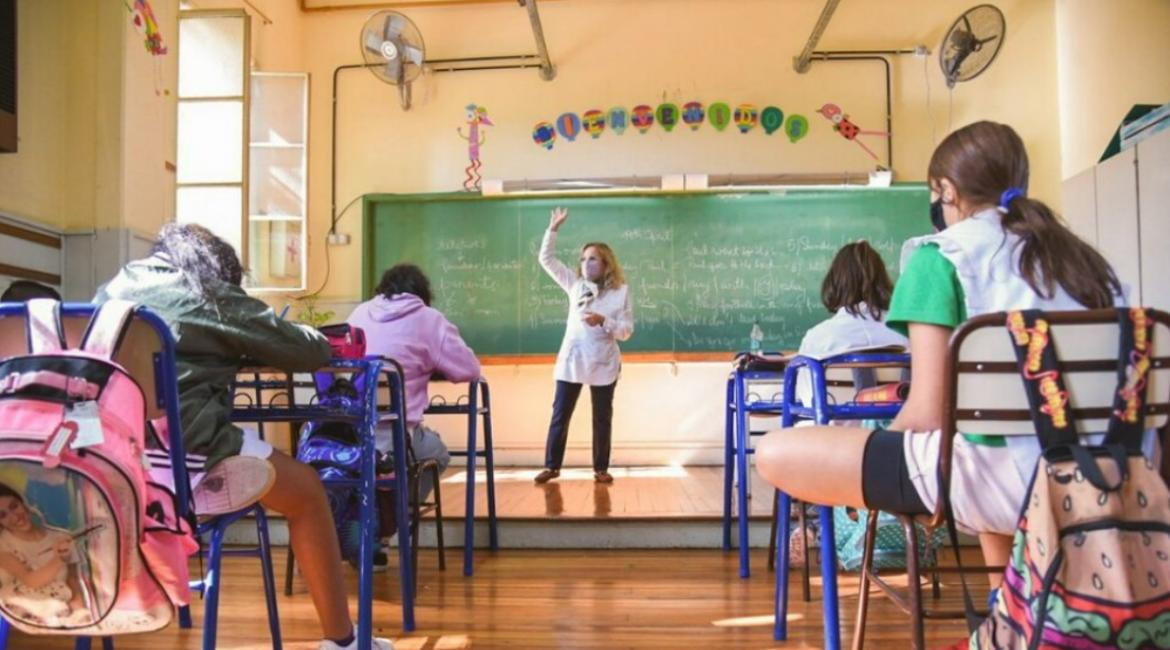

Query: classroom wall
left=248, top=0, right=1068, bottom=465
left=1055, top=0, right=1170, bottom=179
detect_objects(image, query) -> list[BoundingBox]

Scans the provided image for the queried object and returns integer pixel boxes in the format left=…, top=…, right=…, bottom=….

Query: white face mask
left=581, top=259, right=603, bottom=282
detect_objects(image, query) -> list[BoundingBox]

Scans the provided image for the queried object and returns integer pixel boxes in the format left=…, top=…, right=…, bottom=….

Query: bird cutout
left=816, top=103, right=889, bottom=163
left=125, top=0, right=167, bottom=56
left=457, top=104, right=493, bottom=192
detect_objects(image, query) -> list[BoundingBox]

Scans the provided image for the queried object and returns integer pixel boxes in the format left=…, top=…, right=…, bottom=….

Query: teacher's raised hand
left=549, top=207, right=568, bottom=232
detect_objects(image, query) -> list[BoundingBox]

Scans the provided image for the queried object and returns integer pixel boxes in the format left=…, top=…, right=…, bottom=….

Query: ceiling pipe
left=518, top=0, right=556, bottom=80
left=792, top=0, right=841, bottom=73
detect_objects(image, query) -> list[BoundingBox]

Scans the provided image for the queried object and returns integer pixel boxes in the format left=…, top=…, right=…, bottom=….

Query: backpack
left=955, top=308, right=1170, bottom=649
left=295, top=377, right=397, bottom=567
left=0, top=299, right=198, bottom=636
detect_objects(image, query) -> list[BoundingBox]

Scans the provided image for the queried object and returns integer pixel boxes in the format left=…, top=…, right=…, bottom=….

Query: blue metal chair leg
left=774, top=491, right=792, bottom=641
left=255, top=508, right=282, bottom=649
left=482, top=383, right=499, bottom=551
left=178, top=604, right=192, bottom=628
left=201, top=523, right=227, bottom=650
left=0, top=617, right=9, bottom=649
left=463, top=388, right=479, bottom=577
left=722, top=377, right=734, bottom=552
left=734, top=374, right=752, bottom=578
left=818, top=505, right=841, bottom=650
left=102, top=638, right=114, bottom=650
left=73, top=637, right=91, bottom=650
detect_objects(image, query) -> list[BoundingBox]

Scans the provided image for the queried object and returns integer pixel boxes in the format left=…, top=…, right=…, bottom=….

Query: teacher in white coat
left=534, top=207, right=634, bottom=485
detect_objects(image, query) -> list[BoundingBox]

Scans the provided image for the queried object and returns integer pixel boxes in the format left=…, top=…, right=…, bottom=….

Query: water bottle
left=749, top=320, right=764, bottom=355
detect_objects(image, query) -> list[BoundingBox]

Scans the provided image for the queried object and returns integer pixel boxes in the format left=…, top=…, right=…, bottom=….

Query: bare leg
left=979, top=533, right=1012, bottom=589
left=754, top=426, right=871, bottom=509
left=261, top=451, right=351, bottom=639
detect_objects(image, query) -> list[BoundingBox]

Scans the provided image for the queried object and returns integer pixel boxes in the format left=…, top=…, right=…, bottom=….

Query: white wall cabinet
left=1062, top=127, right=1170, bottom=308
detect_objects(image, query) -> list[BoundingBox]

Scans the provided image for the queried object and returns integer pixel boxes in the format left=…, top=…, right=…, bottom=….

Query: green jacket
left=95, top=255, right=332, bottom=467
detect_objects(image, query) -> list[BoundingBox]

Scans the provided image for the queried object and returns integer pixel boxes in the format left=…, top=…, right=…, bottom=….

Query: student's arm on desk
left=888, top=323, right=950, bottom=433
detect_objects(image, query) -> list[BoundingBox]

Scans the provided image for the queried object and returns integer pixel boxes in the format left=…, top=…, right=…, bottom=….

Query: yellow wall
left=0, top=0, right=174, bottom=235
left=295, top=0, right=1062, bottom=303
left=1056, top=0, right=1170, bottom=179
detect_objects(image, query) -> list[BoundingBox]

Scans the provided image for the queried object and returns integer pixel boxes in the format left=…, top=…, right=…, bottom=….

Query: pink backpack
left=0, top=299, right=197, bottom=636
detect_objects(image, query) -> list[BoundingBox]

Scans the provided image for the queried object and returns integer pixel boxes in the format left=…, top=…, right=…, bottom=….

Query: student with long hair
left=534, top=208, right=634, bottom=485
left=755, top=121, right=1155, bottom=578
left=792, top=240, right=907, bottom=407
left=97, top=223, right=394, bottom=650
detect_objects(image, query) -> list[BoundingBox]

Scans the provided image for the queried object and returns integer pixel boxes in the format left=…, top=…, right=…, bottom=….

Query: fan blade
left=363, top=31, right=384, bottom=56
left=402, top=44, right=424, bottom=66
left=384, top=14, right=405, bottom=40
left=976, top=34, right=1000, bottom=46
left=384, top=57, right=403, bottom=83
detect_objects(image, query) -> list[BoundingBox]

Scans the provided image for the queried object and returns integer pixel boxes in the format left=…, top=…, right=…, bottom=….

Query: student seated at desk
left=346, top=263, right=482, bottom=502
left=97, top=224, right=394, bottom=650
left=755, top=121, right=1158, bottom=586
left=793, top=241, right=907, bottom=408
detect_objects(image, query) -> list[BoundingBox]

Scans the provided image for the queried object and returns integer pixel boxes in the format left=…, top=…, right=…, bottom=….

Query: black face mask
left=930, top=199, right=947, bottom=232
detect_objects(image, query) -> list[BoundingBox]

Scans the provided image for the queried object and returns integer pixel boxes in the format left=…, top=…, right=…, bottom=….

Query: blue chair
left=771, top=352, right=909, bottom=649
left=425, top=377, right=499, bottom=576
left=0, top=304, right=197, bottom=650
left=231, top=357, right=413, bottom=650
left=722, top=352, right=788, bottom=578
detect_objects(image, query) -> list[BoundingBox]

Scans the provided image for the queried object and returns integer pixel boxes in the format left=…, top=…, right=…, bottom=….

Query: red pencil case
left=319, top=323, right=367, bottom=359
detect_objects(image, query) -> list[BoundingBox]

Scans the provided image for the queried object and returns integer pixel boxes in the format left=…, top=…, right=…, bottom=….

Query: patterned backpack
left=956, top=308, right=1170, bottom=649
left=0, top=300, right=197, bottom=636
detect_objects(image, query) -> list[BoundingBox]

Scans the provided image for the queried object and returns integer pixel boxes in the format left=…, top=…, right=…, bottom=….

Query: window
left=248, top=72, right=308, bottom=290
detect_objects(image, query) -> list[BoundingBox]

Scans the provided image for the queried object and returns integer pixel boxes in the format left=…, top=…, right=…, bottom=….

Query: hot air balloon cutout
left=557, top=112, right=582, bottom=142
left=785, top=114, right=810, bottom=143
left=608, top=107, right=629, bottom=135
left=582, top=110, right=606, bottom=139
left=656, top=103, right=680, bottom=132
left=708, top=102, right=732, bottom=132
left=760, top=106, right=784, bottom=135
left=532, top=121, right=556, bottom=150
left=528, top=101, right=815, bottom=149
left=682, top=101, right=705, bottom=130
left=816, top=102, right=888, bottom=162
left=631, top=105, right=655, bottom=134
left=457, top=104, right=493, bottom=191
left=734, top=104, right=759, bottom=134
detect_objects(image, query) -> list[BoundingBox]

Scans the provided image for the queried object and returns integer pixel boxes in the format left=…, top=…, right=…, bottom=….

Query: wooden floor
left=437, top=465, right=777, bottom=520
left=14, top=548, right=978, bottom=649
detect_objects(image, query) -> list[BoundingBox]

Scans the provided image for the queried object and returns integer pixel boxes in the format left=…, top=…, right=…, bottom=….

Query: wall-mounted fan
left=360, top=10, right=425, bottom=109
left=940, top=4, right=1006, bottom=88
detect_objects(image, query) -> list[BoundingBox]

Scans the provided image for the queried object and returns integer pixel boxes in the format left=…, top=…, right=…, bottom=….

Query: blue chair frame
left=772, top=352, right=908, bottom=649
left=424, top=378, right=498, bottom=576
left=0, top=304, right=194, bottom=650
left=231, top=357, right=414, bottom=649
left=722, top=352, right=787, bottom=578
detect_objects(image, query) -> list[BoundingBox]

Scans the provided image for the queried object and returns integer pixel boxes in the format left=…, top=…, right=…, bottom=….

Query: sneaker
left=318, top=625, right=394, bottom=650
left=593, top=471, right=614, bottom=484
left=533, top=469, right=560, bottom=484
left=192, top=456, right=276, bottom=518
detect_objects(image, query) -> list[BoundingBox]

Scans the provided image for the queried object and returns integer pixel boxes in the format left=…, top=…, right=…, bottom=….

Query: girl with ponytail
left=753, top=121, right=1154, bottom=585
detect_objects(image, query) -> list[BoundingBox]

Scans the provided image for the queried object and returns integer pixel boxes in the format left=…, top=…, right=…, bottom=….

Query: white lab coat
left=539, top=228, right=634, bottom=385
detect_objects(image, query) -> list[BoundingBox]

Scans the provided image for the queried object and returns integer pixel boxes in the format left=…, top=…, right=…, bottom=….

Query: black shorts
left=861, top=429, right=929, bottom=515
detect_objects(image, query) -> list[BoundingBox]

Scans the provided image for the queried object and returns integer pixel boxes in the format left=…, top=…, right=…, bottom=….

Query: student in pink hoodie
left=347, top=264, right=482, bottom=500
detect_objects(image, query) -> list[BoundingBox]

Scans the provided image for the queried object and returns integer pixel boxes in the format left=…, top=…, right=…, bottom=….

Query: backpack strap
left=26, top=298, right=66, bottom=354
left=80, top=300, right=137, bottom=360
left=1104, top=307, right=1152, bottom=451
left=1005, top=310, right=1080, bottom=449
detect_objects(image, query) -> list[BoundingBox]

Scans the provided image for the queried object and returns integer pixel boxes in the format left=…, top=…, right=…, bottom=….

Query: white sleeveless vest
left=899, top=208, right=1090, bottom=318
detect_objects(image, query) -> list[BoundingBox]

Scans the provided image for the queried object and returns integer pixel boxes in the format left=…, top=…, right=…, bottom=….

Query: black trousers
left=543, top=379, right=617, bottom=472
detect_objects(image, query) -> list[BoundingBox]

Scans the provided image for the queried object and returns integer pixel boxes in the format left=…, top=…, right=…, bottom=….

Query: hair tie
left=998, top=187, right=1025, bottom=213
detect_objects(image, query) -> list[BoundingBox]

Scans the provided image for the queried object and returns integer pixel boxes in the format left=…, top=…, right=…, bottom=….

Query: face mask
left=581, top=259, right=603, bottom=281
left=930, top=199, right=947, bottom=232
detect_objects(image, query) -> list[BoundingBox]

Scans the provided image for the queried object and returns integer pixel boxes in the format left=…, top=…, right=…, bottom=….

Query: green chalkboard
left=363, top=187, right=929, bottom=355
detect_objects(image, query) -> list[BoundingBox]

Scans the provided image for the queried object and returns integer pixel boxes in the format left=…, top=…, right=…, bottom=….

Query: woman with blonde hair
left=534, top=207, right=634, bottom=484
